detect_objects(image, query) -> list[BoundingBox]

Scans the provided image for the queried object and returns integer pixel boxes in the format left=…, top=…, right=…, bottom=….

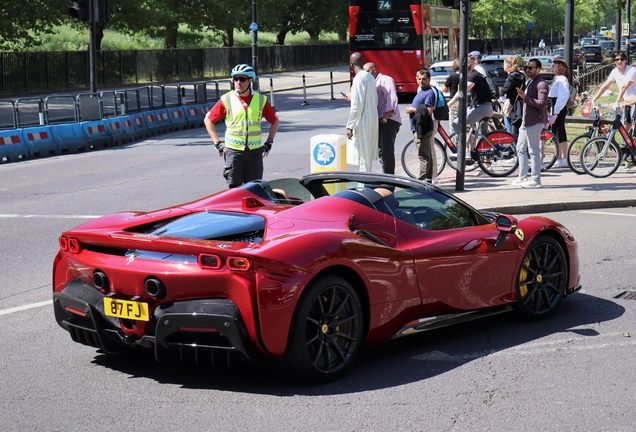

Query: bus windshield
left=350, top=0, right=420, bottom=51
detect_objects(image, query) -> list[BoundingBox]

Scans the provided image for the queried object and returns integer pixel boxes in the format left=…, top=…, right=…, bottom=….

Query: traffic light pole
left=89, top=0, right=97, bottom=93
left=455, top=0, right=470, bottom=191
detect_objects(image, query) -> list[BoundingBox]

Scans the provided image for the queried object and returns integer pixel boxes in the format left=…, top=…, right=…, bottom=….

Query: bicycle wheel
left=477, top=131, right=519, bottom=177
left=579, top=136, right=622, bottom=178
left=567, top=133, right=593, bottom=175
left=400, top=139, right=446, bottom=179
left=540, top=129, right=558, bottom=171
left=445, top=132, right=480, bottom=172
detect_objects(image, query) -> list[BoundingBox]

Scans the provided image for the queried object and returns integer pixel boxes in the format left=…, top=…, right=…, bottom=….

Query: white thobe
left=346, top=70, right=379, bottom=172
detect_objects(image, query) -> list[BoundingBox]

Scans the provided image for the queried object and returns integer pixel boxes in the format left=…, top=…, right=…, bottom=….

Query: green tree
left=259, top=0, right=347, bottom=45
left=0, top=0, right=69, bottom=50
left=469, top=0, right=618, bottom=40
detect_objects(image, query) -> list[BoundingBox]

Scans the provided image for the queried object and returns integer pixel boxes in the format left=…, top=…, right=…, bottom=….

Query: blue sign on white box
left=313, top=142, right=336, bottom=166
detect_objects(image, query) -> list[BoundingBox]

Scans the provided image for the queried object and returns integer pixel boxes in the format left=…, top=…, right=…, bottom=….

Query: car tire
left=512, top=235, right=568, bottom=319
left=281, top=275, right=365, bottom=382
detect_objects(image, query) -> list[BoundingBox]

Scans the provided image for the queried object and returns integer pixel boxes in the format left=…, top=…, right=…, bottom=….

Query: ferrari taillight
left=59, top=236, right=82, bottom=253
left=68, top=238, right=82, bottom=253
left=198, top=253, right=222, bottom=269
left=227, top=256, right=251, bottom=271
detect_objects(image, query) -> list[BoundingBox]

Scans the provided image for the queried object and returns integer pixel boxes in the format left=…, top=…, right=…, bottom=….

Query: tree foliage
left=470, top=0, right=630, bottom=40
left=0, top=0, right=69, bottom=50
left=2, top=0, right=630, bottom=51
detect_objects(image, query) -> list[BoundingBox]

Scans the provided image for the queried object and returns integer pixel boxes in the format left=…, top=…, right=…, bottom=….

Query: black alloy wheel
left=283, top=275, right=364, bottom=381
left=514, top=235, right=568, bottom=319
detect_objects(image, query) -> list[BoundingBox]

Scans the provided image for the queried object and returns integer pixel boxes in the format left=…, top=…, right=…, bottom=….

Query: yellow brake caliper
left=518, top=257, right=530, bottom=297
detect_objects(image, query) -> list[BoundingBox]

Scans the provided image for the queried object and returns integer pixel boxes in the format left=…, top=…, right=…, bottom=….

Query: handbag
left=502, top=98, right=513, bottom=117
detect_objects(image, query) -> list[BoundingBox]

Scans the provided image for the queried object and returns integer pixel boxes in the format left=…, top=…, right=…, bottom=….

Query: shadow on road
left=91, top=292, right=623, bottom=395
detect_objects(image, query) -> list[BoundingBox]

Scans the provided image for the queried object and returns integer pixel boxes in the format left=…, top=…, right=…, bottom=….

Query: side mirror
left=495, top=214, right=518, bottom=248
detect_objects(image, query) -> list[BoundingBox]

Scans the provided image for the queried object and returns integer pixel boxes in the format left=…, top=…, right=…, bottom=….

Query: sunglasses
left=525, top=66, right=536, bottom=70
left=233, top=76, right=249, bottom=82
left=614, top=58, right=627, bottom=62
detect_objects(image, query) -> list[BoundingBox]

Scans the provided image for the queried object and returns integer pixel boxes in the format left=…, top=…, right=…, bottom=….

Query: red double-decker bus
left=349, top=0, right=459, bottom=94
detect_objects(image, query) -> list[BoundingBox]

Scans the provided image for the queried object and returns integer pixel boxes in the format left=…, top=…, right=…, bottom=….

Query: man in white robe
left=346, top=52, right=379, bottom=172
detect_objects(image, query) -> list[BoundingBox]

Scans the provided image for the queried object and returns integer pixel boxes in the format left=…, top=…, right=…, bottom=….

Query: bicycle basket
left=580, top=100, right=595, bottom=118
left=599, top=105, right=617, bottom=122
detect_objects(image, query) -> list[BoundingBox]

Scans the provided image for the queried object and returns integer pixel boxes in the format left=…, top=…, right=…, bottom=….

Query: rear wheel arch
left=278, top=266, right=370, bottom=381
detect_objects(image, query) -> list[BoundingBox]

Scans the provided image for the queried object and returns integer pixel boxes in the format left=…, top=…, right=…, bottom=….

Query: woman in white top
left=548, top=58, right=571, bottom=168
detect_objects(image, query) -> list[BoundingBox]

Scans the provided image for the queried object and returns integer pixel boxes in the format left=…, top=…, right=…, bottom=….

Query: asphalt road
left=1, top=83, right=635, bottom=431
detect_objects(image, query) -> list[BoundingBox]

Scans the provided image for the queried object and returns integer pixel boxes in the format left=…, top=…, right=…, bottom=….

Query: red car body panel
left=52, top=173, right=581, bottom=367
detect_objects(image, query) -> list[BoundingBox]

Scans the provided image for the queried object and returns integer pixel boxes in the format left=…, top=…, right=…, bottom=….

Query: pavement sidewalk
left=255, top=67, right=636, bottom=216
left=434, top=164, right=636, bottom=215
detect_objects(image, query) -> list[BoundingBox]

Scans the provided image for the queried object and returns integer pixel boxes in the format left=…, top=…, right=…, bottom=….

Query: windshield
left=349, top=0, right=419, bottom=50
left=430, top=65, right=454, bottom=76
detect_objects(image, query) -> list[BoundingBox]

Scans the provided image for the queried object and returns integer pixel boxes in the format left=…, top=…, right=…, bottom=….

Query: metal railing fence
left=0, top=44, right=348, bottom=95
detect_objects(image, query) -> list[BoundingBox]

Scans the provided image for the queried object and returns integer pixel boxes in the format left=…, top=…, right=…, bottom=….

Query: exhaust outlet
left=93, top=270, right=109, bottom=290
left=144, top=277, right=166, bottom=299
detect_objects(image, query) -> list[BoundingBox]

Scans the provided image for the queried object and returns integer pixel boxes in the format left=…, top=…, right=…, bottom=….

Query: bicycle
left=401, top=119, right=519, bottom=178
left=579, top=107, right=636, bottom=178
left=400, top=135, right=448, bottom=179
left=566, top=100, right=610, bottom=174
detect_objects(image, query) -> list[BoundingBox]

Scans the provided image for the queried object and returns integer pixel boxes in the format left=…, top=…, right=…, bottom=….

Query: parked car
left=532, top=55, right=555, bottom=81
left=481, top=54, right=526, bottom=87
left=599, top=40, right=615, bottom=56
left=554, top=47, right=587, bottom=69
left=51, top=172, right=582, bottom=381
left=581, top=44, right=605, bottom=64
left=580, top=37, right=598, bottom=46
left=429, top=60, right=455, bottom=98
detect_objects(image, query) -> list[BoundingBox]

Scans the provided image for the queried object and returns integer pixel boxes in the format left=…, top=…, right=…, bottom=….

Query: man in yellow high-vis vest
left=204, top=64, right=280, bottom=188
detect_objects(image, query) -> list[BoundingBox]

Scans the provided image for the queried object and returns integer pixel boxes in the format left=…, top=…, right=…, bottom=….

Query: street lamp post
left=551, top=0, right=554, bottom=49
left=500, top=0, right=504, bottom=54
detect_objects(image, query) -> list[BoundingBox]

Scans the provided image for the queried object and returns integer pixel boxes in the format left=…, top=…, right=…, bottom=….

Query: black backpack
left=485, top=74, right=500, bottom=99
left=432, top=86, right=449, bottom=121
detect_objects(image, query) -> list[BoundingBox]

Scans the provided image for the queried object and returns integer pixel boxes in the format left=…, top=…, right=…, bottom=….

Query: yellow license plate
left=104, top=298, right=150, bottom=321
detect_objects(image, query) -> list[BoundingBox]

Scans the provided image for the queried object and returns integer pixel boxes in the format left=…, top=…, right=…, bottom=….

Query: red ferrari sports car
left=53, top=172, right=581, bottom=381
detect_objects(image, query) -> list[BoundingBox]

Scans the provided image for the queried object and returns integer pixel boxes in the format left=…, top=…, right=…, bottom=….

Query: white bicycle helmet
left=231, top=64, right=256, bottom=80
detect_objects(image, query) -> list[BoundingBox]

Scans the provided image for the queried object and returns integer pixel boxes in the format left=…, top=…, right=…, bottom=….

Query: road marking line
left=0, top=300, right=53, bottom=316
left=580, top=210, right=636, bottom=217
left=0, top=214, right=100, bottom=219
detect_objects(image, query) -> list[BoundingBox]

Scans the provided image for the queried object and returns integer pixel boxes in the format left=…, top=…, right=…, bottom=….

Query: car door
left=394, top=187, right=522, bottom=311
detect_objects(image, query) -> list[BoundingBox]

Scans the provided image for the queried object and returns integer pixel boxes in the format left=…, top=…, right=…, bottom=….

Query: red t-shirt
left=205, top=91, right=278, bottom=124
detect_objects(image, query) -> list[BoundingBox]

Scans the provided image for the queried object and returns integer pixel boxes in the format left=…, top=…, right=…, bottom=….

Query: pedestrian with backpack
left=500, top=56, right=526, bottom=138
left=406, top=68, right=439, bottom=183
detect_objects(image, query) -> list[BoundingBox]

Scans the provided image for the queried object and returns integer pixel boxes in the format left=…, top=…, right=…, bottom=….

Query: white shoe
left=431, top=177, right=439, bottom=185
left=519, top=178, right=543, bottom=188
left=552, top=160, right=567, bottom=168
left=511, top=176, right=528, bottom=186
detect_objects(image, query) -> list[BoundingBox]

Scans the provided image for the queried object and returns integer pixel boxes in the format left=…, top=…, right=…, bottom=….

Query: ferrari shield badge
left=515, top=229, right=525, bottom=241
